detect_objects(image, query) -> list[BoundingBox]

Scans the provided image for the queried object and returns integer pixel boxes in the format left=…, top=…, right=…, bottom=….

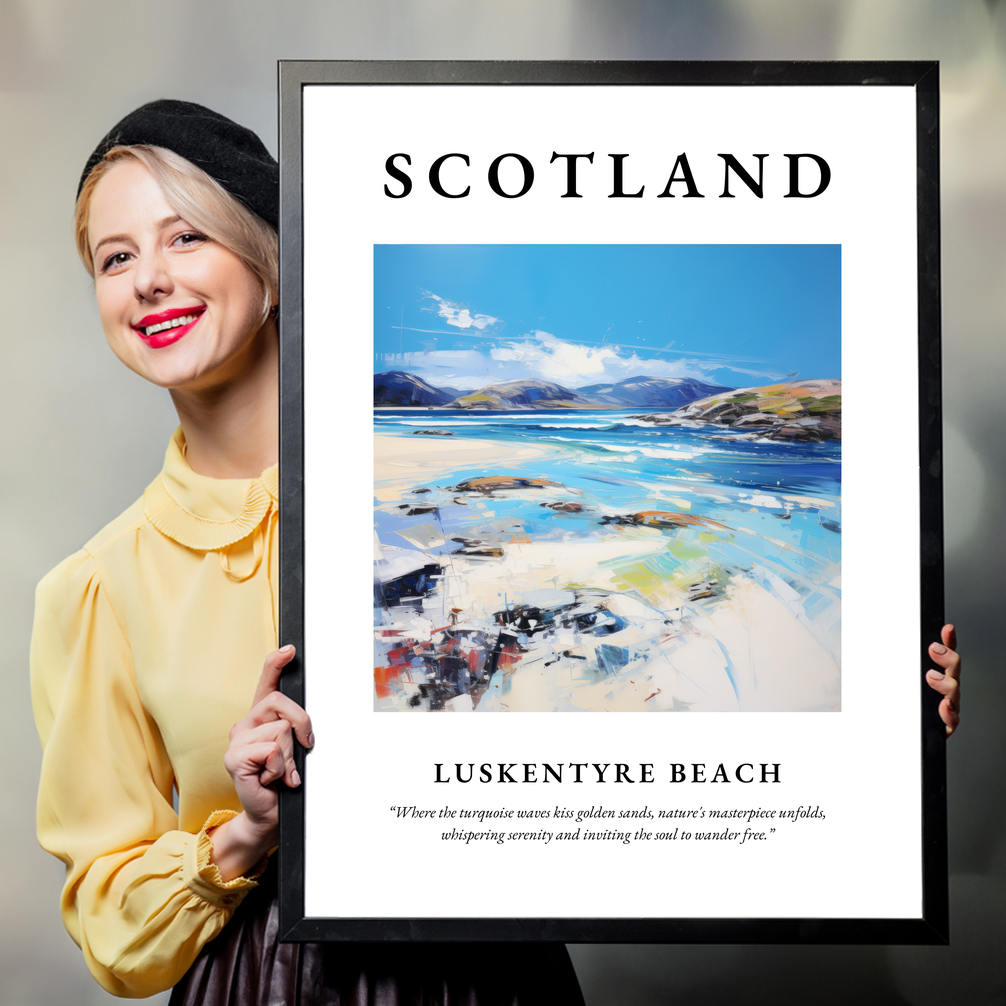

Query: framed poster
left=277, top=61, right=946, bottom=943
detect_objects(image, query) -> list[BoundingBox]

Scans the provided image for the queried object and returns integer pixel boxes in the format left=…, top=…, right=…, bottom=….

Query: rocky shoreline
left=630, top=378, right=841, bottom=443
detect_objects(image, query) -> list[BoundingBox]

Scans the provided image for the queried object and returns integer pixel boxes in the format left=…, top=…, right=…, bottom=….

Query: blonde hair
left=75, top=145, right=278, bottom=322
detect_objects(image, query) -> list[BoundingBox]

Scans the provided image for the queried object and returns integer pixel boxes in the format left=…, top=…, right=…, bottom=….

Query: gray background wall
left=2, top=2, right=1003, bottom=1003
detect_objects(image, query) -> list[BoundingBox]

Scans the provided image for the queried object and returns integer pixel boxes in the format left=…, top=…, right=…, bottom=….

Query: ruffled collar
left=143, top=428, right=278, bottom=551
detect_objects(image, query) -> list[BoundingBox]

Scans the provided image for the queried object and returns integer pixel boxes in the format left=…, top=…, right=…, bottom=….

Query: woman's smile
left=133, top=306, right=207, bottom=347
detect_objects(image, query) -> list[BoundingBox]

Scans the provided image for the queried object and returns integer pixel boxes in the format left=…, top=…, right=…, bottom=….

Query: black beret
left=78, top=99, right=278, bottom=228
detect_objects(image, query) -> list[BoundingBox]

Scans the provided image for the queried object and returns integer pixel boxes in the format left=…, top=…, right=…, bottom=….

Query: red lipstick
left=133, top=306, right=205, bottom=349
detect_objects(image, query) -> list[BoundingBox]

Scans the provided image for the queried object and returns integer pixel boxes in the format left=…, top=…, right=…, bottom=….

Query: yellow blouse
left=31, top=428, right=279, bottom=998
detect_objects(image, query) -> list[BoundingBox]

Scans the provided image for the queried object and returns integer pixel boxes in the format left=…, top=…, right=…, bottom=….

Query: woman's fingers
left=928, top=635, right=961, bottom=682
left=925, top=667, right=959, bottom=704
left=224, top=645, right=312, bottom=807
left=927, top=623, right=961, bottom=737
left=255, top=691, right=313, bottom=749
left=218, top=647, right=308, bottom=848
left=242, top=644, right=314, bottom=749
left=232, top=689, right=314, bottom=750
left=252, top=644, right=297, bottom=707
left=230, top=719, right=302, bottom=788
left=928, top=646, right=961, bottom=679
left=258, top=741, right=289, bottom=788
left=924, top=678, right=960, bottom=736
left=941, top=623, right=958, bottom=654
left=224, top=738, right=288, bottom=788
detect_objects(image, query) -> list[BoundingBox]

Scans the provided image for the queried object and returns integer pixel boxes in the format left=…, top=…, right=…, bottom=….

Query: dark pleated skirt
left=169, top=869, right=585, bottom=1006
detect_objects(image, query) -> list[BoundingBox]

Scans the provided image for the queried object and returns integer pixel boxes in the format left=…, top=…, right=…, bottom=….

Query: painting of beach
left=373, top=245, right=841, bottom=713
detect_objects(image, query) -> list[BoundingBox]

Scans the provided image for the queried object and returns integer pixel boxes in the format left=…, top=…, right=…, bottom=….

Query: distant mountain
left=374, top=371, right=456, bottom=407
left=450, top=379, right=589, bottom=410
left=579, top=376, right=733, bottom=408
left=374, top=371, right=735, bottom=411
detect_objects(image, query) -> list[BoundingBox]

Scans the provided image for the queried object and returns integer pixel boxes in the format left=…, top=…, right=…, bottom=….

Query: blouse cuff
left=183, top=810, right=269, bottom=909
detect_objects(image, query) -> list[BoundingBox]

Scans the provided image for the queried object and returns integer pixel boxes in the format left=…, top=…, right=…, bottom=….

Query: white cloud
left=378, top=330, right=783, bottom=392
left=489, top=330, right=618, bottom=380
left=482, top=330, right=782, bottom=387
left=423, top=291, right=499, bottom=331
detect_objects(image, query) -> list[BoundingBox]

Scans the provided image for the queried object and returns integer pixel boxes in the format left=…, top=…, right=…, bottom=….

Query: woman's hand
left=209, top=645, right=314, bottom=881
left=926, top=624, right=961, bottom=738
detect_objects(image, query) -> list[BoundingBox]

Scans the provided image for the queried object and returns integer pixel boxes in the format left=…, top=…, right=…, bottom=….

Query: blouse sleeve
left=31, top=549, right=262, bottom=998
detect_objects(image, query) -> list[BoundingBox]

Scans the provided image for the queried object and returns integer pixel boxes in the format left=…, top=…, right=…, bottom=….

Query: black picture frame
left=277, top=60, right=945, bottom=944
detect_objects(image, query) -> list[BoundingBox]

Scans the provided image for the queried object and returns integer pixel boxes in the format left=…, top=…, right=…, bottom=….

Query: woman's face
left=87, top=158, right=270, bottom=393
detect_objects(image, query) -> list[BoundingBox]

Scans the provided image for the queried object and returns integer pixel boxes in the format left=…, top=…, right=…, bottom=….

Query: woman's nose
left=133, top=249, right=173, bottom=302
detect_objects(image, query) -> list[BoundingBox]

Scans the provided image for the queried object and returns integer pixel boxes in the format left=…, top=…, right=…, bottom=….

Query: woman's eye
left=101, top=251, right=132, bottom=273
left=173, top=231, right=208, bottom=248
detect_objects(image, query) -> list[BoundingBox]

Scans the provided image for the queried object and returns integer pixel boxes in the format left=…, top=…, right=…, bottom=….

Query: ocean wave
left=607, top=417, right=678, bottom=428
left=534, top=423, right=618, bottom=430
left=383, top=420, right=496, bottom=427
left=629, top=445, right=699, bottom=461
left=544, top=438, right=703, bottom=461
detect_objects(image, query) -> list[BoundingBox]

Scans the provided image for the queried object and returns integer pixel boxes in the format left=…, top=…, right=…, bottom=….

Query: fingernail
left=292, top=768, right=301, bottom=787
left=280, top=644, right=295, bottom=654
left=306, top=732, right=315, bottom=748
left=931, top=643, right=947, bottom=655
left=927, top=670, right=944, bottom=680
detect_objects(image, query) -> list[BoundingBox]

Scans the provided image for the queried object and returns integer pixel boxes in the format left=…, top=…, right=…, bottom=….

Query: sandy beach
left=375, top=432, right=559, bottom=500
left=373, top=421, right=841, bottom=713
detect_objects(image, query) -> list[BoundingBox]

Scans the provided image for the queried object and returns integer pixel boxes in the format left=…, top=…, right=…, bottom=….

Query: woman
left=31, top=100, right=586, bottom=1003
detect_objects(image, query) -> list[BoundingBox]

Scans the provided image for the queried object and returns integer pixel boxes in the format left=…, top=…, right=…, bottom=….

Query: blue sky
left=373, top=245, right=840, bottom=392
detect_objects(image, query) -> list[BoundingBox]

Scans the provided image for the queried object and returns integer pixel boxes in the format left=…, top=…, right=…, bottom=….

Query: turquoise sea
left=373, top=409, right=841, bottom=713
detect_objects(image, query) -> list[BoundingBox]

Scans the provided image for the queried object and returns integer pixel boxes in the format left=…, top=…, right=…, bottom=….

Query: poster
left=278, top=62, right=945, bottom=942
